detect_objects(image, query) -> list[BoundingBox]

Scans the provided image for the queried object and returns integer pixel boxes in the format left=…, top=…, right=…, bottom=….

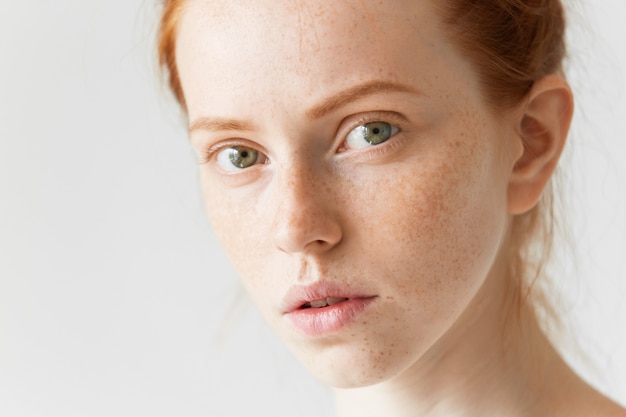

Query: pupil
left=372, top=127, right=380, bottom=134
left=241, top=150, right=249, bottom=158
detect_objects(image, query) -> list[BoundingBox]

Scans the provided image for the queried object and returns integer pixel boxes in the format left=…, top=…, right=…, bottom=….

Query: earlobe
left=507, top=75, right=574, bottom=215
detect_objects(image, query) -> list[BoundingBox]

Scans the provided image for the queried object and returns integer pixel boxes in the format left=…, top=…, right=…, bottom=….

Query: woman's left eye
left=345, top=121, right=399, bottom=150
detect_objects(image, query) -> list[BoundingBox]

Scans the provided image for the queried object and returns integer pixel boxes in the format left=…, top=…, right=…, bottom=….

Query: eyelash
left=201, top=112, right=406, bottom=168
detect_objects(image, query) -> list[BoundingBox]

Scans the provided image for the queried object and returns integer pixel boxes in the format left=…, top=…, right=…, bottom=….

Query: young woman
left=157, top=1, right=626, bottom=415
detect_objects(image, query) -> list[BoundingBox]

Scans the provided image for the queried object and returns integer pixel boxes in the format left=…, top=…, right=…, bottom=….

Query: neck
left=333, top=257, right=597, bottom=417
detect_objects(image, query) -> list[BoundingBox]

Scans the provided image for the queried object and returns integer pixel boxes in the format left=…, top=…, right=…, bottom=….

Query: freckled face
left=176, top=0, right=517, bottom=387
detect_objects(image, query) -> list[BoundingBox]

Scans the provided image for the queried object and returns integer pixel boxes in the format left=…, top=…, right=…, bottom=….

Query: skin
left=174, top=0, right=626, bottom=415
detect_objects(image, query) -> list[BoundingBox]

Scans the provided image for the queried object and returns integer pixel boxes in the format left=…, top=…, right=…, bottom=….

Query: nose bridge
left=284, top=160, right=320, bottom=208
left=271, top=160, right=342, bottom=254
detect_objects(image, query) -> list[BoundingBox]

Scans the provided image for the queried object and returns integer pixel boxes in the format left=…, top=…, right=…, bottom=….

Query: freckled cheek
left=352, top=159, right=495, bottom=300
left=201, top=180, right=272, bottom=279
left=351, top=164, right=467, bottom=256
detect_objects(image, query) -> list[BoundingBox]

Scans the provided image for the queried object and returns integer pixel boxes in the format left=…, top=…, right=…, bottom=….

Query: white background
left=0, top=1, right=624, bottom=416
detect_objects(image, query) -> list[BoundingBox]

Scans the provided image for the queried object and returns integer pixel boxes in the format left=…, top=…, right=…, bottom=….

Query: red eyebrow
left=189, top=117, right=255, bottom=134
left=305, top=80, right=419, bottom=120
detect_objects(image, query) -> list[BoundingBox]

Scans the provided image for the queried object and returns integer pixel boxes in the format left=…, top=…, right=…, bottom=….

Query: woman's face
left=177, top=0, right=520, bottom=387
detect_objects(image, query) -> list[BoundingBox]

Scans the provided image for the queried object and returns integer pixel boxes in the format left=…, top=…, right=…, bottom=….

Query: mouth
left=282, top=281, right=373, bottom=314
left=285, top=296, right=377, bottom=337
left=300, top=297, right=349, bottom=309
left=282, top=282, right=377, bottom=337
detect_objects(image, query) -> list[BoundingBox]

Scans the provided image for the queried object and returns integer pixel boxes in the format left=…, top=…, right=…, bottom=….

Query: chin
left=288, top=337, right=416, bottom=389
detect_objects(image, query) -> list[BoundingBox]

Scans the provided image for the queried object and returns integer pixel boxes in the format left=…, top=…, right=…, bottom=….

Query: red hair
left=157, top=0, right=187, bottom=111
left=437, top=0, right=566, bottom=109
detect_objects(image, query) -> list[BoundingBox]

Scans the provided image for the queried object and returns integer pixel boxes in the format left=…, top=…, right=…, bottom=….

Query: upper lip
left=282, top=281, right=374, bottom=314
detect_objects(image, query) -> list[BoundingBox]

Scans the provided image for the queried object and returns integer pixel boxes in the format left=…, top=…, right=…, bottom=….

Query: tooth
left=327, top=297, right=348, bottom=306
left=310, top=299, right=328, bottom=308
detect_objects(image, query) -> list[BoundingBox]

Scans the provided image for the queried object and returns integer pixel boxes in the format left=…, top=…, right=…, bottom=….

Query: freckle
left=385, top=296, right=394, bottom=300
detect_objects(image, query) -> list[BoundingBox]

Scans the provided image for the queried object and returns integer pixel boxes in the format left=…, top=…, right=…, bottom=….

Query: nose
left=271, top=167, right=343, bottom=254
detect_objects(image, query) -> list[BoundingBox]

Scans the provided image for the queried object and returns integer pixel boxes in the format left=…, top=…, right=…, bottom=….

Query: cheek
left=419, top=154, right=504, bottom=294
left=353, top=140, right=505, bottom=285
left=332, top=140, right=508, bottom=365
left=200, top=172, right=292, bottom=320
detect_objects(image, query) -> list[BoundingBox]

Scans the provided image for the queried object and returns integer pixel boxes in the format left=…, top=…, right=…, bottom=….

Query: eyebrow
left=305, top=80, right=419, bottom=120
left=188, top=80, right=419, bottom=133
left=189, top=117, right=255, bottom=134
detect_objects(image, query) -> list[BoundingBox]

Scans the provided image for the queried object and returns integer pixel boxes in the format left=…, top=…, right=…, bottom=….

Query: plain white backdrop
left=0, top=1, right=624, bottom=416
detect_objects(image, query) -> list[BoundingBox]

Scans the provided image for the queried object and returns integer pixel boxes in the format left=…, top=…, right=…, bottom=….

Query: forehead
left=175, top=0, right=476, bottom=118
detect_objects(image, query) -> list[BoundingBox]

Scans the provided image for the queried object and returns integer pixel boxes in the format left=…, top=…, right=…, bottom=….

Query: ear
left=507, top=75, right=574, bottom=215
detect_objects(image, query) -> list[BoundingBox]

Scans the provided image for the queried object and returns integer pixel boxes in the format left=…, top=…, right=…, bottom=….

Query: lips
left=282, top=282, right=377, bottom=337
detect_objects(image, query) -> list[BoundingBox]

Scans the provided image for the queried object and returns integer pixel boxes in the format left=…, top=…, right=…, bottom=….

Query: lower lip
left=285, top=297, right=377, bottom=337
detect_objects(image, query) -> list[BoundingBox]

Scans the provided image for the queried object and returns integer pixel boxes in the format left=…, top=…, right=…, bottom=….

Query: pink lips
left=283, top=282, right=377, bottom=337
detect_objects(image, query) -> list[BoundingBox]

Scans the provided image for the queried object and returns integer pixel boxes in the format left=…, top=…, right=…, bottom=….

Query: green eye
left=346, top=121, right=397, bottom=149
left=216, top=145, right=260, bottom=171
